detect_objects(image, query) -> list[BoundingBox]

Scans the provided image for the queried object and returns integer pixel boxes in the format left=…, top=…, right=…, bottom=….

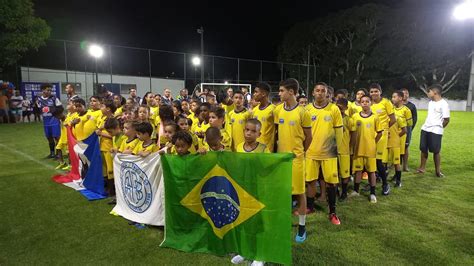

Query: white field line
left=0, top=143, right=60, bottom=172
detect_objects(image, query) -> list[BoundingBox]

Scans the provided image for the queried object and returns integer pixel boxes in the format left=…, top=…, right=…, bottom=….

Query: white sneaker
left=348, top=191, right=360, bottom=198
left=231, top=255, right=246, bottom=264
left=251, top=260, right=265, bottom=266
left=370, top=194, right=377, bottom=203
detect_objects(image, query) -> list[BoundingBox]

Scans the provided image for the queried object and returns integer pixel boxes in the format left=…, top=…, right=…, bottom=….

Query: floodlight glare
left=453, top=0, right=474, bottom=20
left=224, top=81, right=229, bottom=84
left=88, top=44, right=104, bottom=58
left=192, top=56, right=201, bottom=66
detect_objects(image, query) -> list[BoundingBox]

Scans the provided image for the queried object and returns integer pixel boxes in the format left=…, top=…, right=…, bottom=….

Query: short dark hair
left=41, top=83, right=53, bottom=91
left=428, top=84, right=443, bottom=95
left=205, top=127, right=221, bottom=142
left=172, top=130, right=193, bottom=146
left=246, top=118, right=262, bottom=130
left=134, top=122, right=153, bottom=136
left=90, top=95, right=102, bottom=103
left=104, top=117, right=120, bottom=130
left=196, top=102, right=211, bottom=115
left=279, top=78, right=299, bottom=93
left=336, top=98, right=349, bottom=107
left=297, top=95, right=307, bottom=101
left=210, top=107, right=225, bottom=119
left=233, top=91, right=244, bottom=97
left=175, top=115, right=193, bottom=126
left=256, top=82, right=272, bottom=94
left=357, top=88, right=369, bottom=95
left=315, top=82, right=328, bottom=89
left=103, top=99, right=117, bottom=113
left=369, top=83, right=382, bottom=92
left=159, top=104, right=174, bottom=122
left=393, top=91, right=404, bottom=98
left=73, top=98, right=86, bottom=106
left=360, top=95, right=371, bottom=102
left=335, top=89, right=348, bottom=96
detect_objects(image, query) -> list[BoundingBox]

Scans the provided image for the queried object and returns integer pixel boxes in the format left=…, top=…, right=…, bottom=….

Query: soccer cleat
left=45, top=153, right=56, bottom=159
left=369, top=194, right=377, bottom=203
left=329, top=213, right=341, bottom=225
left=61, top=164, right=71, bottom=171
left=382, top=184, right=390, bottom=196
left=348, top=191, right=360, bottom=198
left=436, top=172, right=445, bottom=178
left=295, top=231, right=307, bottom=243
left=339, top=192, right=348, bottom=201
left=55, top=162, right=67, bottom=170
left=250, top=260, right=265, bottom=266
left=231, top=255, right=246, bottom=264
left=395, top=181, right=402, bottom=188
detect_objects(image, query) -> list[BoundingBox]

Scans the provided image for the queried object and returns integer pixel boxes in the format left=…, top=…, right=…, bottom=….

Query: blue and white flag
left=111, top=153, right=165, bottom=226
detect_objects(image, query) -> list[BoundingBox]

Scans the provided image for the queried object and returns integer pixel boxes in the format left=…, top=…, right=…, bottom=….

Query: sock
left=298, top=215, right=306, bottom=236
left=328, top=186, right=337, bottom=214
left=377, top=160, right=387, bottom=186
left=306, top=197, right=314, bottom=210
left=48, top=141, right=55, bottom=154
left=395, top=170, right=402, bottom=182
left=298, top=224, right=306, bottom=236
left=342, top=182, right=348, bottom=195
left=354, top=182, right=360, bottom=193
left=370, top=186, right=376, bottom=195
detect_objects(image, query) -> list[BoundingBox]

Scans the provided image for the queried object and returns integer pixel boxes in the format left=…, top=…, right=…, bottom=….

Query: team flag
left=111, top=153, right=165, bottom=226
left=160, top=152, right=293, bottom=265
left=52, top=127, right=106, bottom=200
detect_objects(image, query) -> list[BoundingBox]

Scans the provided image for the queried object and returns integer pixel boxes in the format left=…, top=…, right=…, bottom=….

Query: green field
left=1, top=110, right=473, bottom=265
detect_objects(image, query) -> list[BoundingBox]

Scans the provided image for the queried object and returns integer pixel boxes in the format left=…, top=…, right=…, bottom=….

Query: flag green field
left=161, top=152, right=293, bottom=265
left=0, top=110, right=473, bottom=264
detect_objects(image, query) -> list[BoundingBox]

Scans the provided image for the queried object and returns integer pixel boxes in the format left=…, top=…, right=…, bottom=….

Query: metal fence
left=19, top=39, right=320, bottom=95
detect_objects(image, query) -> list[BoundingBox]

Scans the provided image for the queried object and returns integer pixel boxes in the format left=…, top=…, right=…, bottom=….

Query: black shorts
left=419, top=130, right=442, bottom=154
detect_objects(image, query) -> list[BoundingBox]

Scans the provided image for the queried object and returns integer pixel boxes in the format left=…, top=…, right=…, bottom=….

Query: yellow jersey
left=305, top=102, right=343, bottom=160
left=387, top=116, right=406, bottom=148
left=235, top=142, right=270, bottom=153
left=371, top=98, right=393, bottom=129
left=394, top=105, right=413, bottom=127
left=97, top=114, right=114, bottom=152
left=119, top=137, right=140, bottom=153
left=223, top=103, right=235, bottom=125
left=192, top=121, right=210, bottom=148
left=252, top=103, right=275, bottom=152
left=114, top=106, right=123, bottom=117
left=349, top=102, right=363, bottom=117
left=340, top=115, right=353, bottom=156
left=73, top=109, right=101, bottom=141
left=351, top=111, right=382, bottom=158
left=113, top=134, right=126, bottom=150
left=274, top=103, right=311, bottom=158
left=133, top=140, right=159, bottom=154
left=188, top=111, right=199, bottom=129
left=229, top=108, right=251, bottom=151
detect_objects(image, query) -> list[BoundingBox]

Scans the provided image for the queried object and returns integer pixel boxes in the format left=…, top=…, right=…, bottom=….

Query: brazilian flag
left=160, top=151, right=293, bottom=265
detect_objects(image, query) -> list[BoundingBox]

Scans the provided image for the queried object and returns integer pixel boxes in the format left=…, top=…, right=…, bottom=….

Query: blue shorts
left=43, top=117, right=61, bottom=138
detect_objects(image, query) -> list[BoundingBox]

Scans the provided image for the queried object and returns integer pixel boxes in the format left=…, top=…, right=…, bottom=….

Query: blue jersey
left=37, top=96, right=62, bottom=126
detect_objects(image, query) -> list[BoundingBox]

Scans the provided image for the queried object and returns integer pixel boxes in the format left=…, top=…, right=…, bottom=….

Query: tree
left=0, top=0, right=50, bottom=68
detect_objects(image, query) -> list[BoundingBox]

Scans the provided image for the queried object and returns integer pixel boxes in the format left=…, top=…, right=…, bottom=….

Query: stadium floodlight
left=192, top=56, right=201, bottom=66
left=224, top=81, right=229, bottom=84
left=453, top=0, right=474, bottom=20
left=88, top=44, right=104, bottom=58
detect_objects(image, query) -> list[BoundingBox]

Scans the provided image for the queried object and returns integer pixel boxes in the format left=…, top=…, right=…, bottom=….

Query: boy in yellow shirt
left=208, top=107, right=231, bottom=151
left=335, top=98, right=353, bottom=201
left=198, top=127, right=226, bottom=153
left=235, top=119, right=270, bottom=153
left=228, top=91, right=251, bottom=151
left=55, top=100, right=77, bottom=170
left=133, top=122, right=159, bottom=156
left=351, top=95, right=383, bottom=203
left=274, top=78, right=312, bottom=243
left=176, top=116, right=199, bottom=153
left=120, top=121, right=140, bottom=154
left=192, top=102, right=211, bottom=149
left=251, top=82, right=275, bottom=152
left=389, top=91, right=407, bottom=187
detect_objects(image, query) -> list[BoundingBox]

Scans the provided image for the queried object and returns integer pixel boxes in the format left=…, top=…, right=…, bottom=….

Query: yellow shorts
left=387, top=147, right=401, bottom=165
left=338, top=154, right=351, bottom=179
left=101, top=151, right=114, bottom=180
left=352, top=156, right=377, bottom=173
left=305, top=157, right=338, bottom=184
left=400, top=135, right=407, bottom=155
left=291, top=158, right=305, bottom=195
left=376, top=130, right=388, bottom=162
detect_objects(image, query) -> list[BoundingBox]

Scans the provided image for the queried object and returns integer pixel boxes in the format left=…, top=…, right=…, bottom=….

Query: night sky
left=34, top=0, right=403, bottom=60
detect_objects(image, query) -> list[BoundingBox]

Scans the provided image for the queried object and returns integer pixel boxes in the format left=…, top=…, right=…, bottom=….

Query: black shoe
left=395, top=181, right=402, bottom=188
left=339, top=192, right=347, bottom=201
left=45, top=153, right=55, bottom=159
left=382, top=184, right=390, bottom=196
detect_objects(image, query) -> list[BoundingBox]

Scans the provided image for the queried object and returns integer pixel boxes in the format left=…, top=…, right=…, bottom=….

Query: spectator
left=22, top=97, right=33, bottom=122
left=65, top=83, right=80, bottom=101
left=242, top=87, right=251, bottom=107
left=0, top=90, right=8, bottom=123
left=9, top=90, right=23, bottom=123
left=98, top=84, right=114, bottom=102
left=226, top=87, right=234, bottom=99
left=161, top=88, right=174, bottom=105
left=198, top=87, right=209, bottom=103
left=176, top=88, right=190, bottom=102
left=33, top=97, right=42, bottom=122
left=129, top=87, right=141, bottom=104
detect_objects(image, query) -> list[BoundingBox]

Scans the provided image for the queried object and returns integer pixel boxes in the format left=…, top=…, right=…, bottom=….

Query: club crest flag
left=160, top=151, right=293, bottom=265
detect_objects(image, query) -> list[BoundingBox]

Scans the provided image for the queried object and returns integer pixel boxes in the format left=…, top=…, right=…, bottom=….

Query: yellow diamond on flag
left=180, top=165, right=265, bottom=239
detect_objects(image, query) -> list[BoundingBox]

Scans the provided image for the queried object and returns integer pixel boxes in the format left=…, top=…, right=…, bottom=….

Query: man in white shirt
left=416, top=84, right=450, bottom=177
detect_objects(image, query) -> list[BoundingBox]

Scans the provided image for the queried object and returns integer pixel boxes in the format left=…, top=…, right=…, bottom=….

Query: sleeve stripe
left=333, top=125, right=343, bottom=128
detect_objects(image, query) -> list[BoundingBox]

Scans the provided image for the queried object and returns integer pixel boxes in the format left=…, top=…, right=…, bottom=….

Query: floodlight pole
left=467, top=48, right=473, bottom=111
left=198, top=26, right=204, bottom=84
left=94, top=58, right=98, bottom=89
